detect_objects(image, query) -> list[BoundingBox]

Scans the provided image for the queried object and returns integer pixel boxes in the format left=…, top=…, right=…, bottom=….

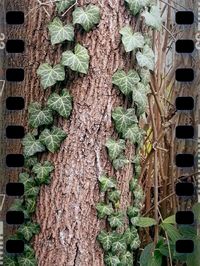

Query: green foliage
left=56, top=0, right=76, bottom=14
left=73, top=4, right=100, bottom=32
left=48, top=17, right=74, bottom=45
left=120, top=26, right=144, bottom=52
left=140, top=242, right=154, bottom=266
left=108, top=190, right=121, bottom=203
left=25, top=198, right=36, bottom=214
left=105, top=138, right=125, bottom=160
left=97, top=231, right=113, bottom=251
left=18, top=252, right=37, bottom=266
left=160, top=223, right=181, bottom=243
left=132, top=82, right=149, bottom=116
left=142, top=6, right=162, bottom=30
left=135, top=217, right=157, bottom=227
left=120, top=251, right=133, bottom=265
left=22, top=133, right=45, bottom=157
left=108, top=212, right=124, bottom=228
left=32, top=161, right=54, bottom=185
left=127, top=206, right=140, bottom=218
left=123, top=227, right=138, bottom=245
left=18, top=222, right=40, bottom=241
left=112, top=69, right=140, bottom=95
left=39, top=126, right=67, bottom=153
left=4, top=256, right=17, bottom=266
left=61, top=43, right=89, bottom=74
left=112, top=155, right=129, bottom=170
left=37, top=63, right=65, bottom=89
left=25, top=156, right=38, bottom=168
left=28, top=102, right=53, bottom=128
left=98, top=175, right=116, bottom=192
left=123, top=124, right=140, bottom=144
left=104, top=254, right=120, bottom=266
left=136, top=45, right=155, bottom=70
left=96, top=202, right=114, bottom=218
left=112, top=238, right=127, bottom=254
left=125, top=0, right=151, bottom=16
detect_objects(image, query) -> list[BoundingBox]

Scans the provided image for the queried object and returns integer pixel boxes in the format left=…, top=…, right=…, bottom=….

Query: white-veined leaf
left=104, top=254, right=121, bottom=266
left=125, top=0, right=151, bottom=16
left=98, top=175, right=116, bottom=192
left=108, top=212, right=124, bottom=228
left=18, top=252, right=37, bottom=266
left=28, top=102, right=53, bottom=128
left=4, top=256, right=17, bottom=266
left=112, top=239, right=127, bottom=254
left=127, top=206, right=140, bottom=218
left=37, top=63, right=65, bottom=89
left=123, top=227, right=138, bottom=245
left=22, top=133, right=45, bottom=157
left=32, top=161, right=54, bottom=185
left=25, top=198, right=36, bottom=214
left=97, top=231, right=113, bottom=251
left=112, top=69, right=140, bottom=95
left=112, top=155, right=129, bottom=170
left=61, top=44, right=89, bottom=74
left=139, top=68, right=151, bottom=84
left=123, top=124, right=139, bottom=144
left=96, top=202, right=114, bottom=219
left=132, top=83, right=148, bottom=116
left=120, top=26, right=144, bottom=52
left=56, top=0, right=76, bottom=14
left=18, top=222, right=40, bottom=241
left=108, top=190, right=121, bottom=203
left=136, top=45, right=155, bottom=70
left=142, top=6, right=162, bottom=30
left=105, top=138, right=125, bottom=160
left=130, top=236, right=141, bottom=250
left=120, top=251, right=133, bottom=266
left=48, top=17, right=74, bottom=45
left=72, top=4, right=100, bottom=32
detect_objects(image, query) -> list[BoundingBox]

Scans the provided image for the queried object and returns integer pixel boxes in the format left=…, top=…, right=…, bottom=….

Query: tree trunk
left=5, top=1, right=135, bottom=265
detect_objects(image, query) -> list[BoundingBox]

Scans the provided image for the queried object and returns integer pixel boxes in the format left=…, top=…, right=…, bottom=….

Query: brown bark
left=5, top=0, right=135, bottom=265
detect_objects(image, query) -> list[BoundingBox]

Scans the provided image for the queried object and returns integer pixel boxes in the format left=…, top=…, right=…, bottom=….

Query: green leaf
left=120, top=26, right=144, bottom=52
left=96, top=202, right=114, bottom=219
left=142, top=6, right=162, bottom=30
left=139, top=68, right=151, bottom=85
left=120, top=251, right=133, bottom=266
left=129, top=178, right=138, bottom=191
left=135, top=217, right=157, bottom=227
left=18, top=252, right=37, bottom=266
left=33, top=161, right=54, bottom=185
left=140, top=242, right=154, bottom=266
left=179, top=225, right=196, bottom=239
left=22, top=133, right=45, bottom=157
left=132, top=83, right=148, bottom=116
left=9, top=199, right=24, bottom=212
left=72, top=4, right=100, bottom=32
left=48, top=18, right=74, bottom=45
left=186, top=237, right=200, bottom=266
left=18, top=222, right=40, bottom=241
left=108, top=190, right=121, bottom=203
left=127, top=206, right=140, bottom=218
left=125, top=0, right=150, bottom=16
left=56, top=0, right=76, bottom=14
left=19, top=172, right=34, bottom=187
left=112, top=155, right=129, bottom=170
left=61, top=44, right=89, bottom=74
left=130, top=235, right=141, bottom=250
left=112, top=239, right=127, bottom=254
left=192, top=202, right=200, bottom=224
left=112, top=69, right=140, bottom=95
left=47, top=89, right=72, bottom=118
left=108, top=212, right=124, bottom=228
left=28, top=102, right=53, bottom=128
left=147, top=251, right=163, bottom=266
left=24, top=183, right=39, bottom=198
left=160, top=223, right=181, bottom=243
left=105, top=138, right=125, bottom=160
left=37, top=63, right=65, bottom=89
left=112, top=107, right=137, bottom=134
left=136, top=45, right=155, bottom=70
left=24, top=156, right=38, bottom=168
left=123, top=124, right=139, bottom=144
left=4, top=256, right=17, bottom=266
left=25, top=198, right=36, bottom=214
left=97, top=231, right=113, bottom=251
left=163, top=215, right=176, bottom=224
left=39, top=126, right=67, bottom=153
left=98, top=175, right=116, bottom=192
left=104, top=254, right=120, bottom=266
left=123, top=227, right=138, bottom=245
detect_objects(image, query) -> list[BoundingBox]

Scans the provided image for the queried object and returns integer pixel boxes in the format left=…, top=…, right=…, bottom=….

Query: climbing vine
left=4, top=1, right=100, bottom=265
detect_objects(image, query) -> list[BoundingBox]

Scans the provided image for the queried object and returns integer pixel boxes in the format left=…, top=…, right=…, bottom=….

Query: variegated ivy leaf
left=105, top=138, right=125, bottom=160
left=112, top=107, right=137, bottom=134
left=120, top=251, right=133, bottom=266
left=22, top=133, right=45, bottom=157
left=47, top=89, right=72, bottom=118
left=125, top=0, right=151, bottom=16
left=98, top=175, right=116, bottom=192
left=9, top=199, right=24, bottom=212
left=18, top=222, right=40, bottom=241
left=136, top=45, right=155, bottom=70
left=97, top=231, right=113, bottom=251
left=112, top=155, right=129, bottom=170
left=48, top=17, right=74, bottom=45
left=32, top=161, right=54, bottom=185
left=19, top=173, right=34, bottom=188
left=39, top=126, right=67, bottom=153
left=112, top=239, right=127, bottom=254
left=37, top=63, right=65, bottom=89
left=24, top=183, right=39, bottom=198
left=56, top=0, right=76, bottom=14
left=108, top=190, right=121, bottom=204
left=139, top=68, right=151, bottom=84
left=123, top=227, right=138, bottom=245
left=25, top=198, right=36, bottom=214
left=96, top=202, right=114, bottom=219
left=112, top=69, right=140, bottom=95
left=127, top=206, right=140, bottom=218
left=61, top=44, right=89, bottom=74
left=72, top=4, right=100, bottom=32
left=104, top=254, right=121, bottom=266
left=108, top=212, right=124, bottom=228
left=120, top=26, right=144, bottom=52
left=24, top=156, right=38, bottom=168
left=142, top=6, right=162, bottom=30
left=28, top=102, right=53, bottom=128
left=123, top=124, right=139, bottom=144
left=132, top=83, right=149, bottom=116
left=18, top=254, right=37, bottom=266
left=4, top=256, right=17, bottom=266
left=130, top=236, right=141, bottom=250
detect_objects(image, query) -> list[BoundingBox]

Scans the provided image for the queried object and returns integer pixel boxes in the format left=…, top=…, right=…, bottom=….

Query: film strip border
left=0, top=5, right=199, bottom=263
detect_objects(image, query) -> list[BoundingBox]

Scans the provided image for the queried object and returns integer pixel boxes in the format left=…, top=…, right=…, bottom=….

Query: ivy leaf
left=37, top=63, right=65, bottom=89
left=108, top=212, right=124, bottom=228
left=112, top=107, right=137, bottom=134
left=25, top=198, right=36, bottom=214
left=120, top=251, right=133, bottom=266
left=18, top=253, right=37, bottom=266
left=112, top=155, right=129, bottom=170
left=24, top=156, right=38, bottom=168
left=39, top=126, right=67, bottom=153
left=142, top=6, right=162, bottom=30
left=112, top=239, right=127, bottom=254
left=130, top=235, right=141, bottom=250
left=112, top=69, right=140, bottom=95
left=136, top=45, right=155, bottom=70
left=33, top=161, right=54, bottom=185
left=123, top=227, right=138, bottom=245
left=47, top=89, right=72, bottom=118
left=56, top=0, right=76, bottom=14
left=18, top=222, right=40, bottom=241
left=48, top=17, right=74, bottom=45
left=98, top=175, right=116, bottom=192
left=24, top=182, right=39, bottom=198
left=105, top=138, right=125, bottom=160
left=120, top=26, right=144, bottom=52
left=104, top=254, right=121, bottom=266
left=61, top=44, right=89, bottom=74
left=28, top=102, right=53, bottom=128
left=108, top=190, right=121, bottom=204
left=132, top=84, right=148, bottom=116
left=127, top=206, right=140, bottom=218
left=125, top=0, right=150, bottom=16
left=22, top=133, right=45, bottom=157
left=9, top=199, right=24, bottom=212
left=123, top=124, right=139, bottom=144
left=139, top=68, right=151, bottom=84
left=135, top=217, right=157, bottom=227
left=19, top=173, right=34, bottom=188
left=4, top=256, right=17, bottom=266
left=97, top=231, right=113, bottom=251
left=72, top=4, right=100, bottom=32
left=96, top=202, right=114, bottom=219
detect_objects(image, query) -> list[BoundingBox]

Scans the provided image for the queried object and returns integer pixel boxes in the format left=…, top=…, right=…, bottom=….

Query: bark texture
left=5, top=0, right=135, bottom=265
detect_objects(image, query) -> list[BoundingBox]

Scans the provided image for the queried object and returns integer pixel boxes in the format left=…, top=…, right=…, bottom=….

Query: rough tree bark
left=5, top=0, right=136, bottom=265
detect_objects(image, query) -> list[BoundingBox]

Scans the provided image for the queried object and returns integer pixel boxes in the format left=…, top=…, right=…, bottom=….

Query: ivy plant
left=120, top=26, right=144, bottom=52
